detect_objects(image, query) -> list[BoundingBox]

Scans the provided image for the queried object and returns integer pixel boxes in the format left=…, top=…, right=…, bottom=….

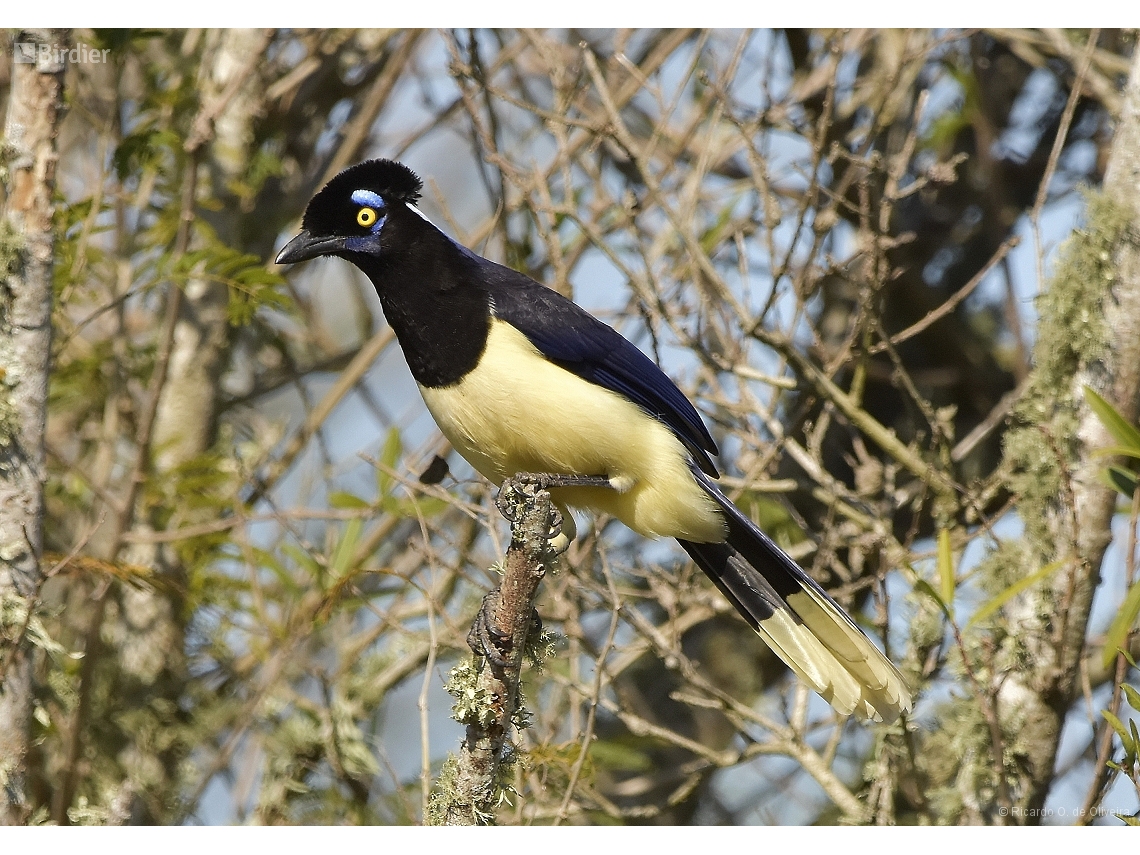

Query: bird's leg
left=469, top=473, right=612, bottom=668
left=497, top=472, right=617, bottom=555
left=494, top=472, right=616, bottom=529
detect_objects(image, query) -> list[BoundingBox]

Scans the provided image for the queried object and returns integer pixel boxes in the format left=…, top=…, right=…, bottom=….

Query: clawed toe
left=467, top=591, right=513, bottom=668
left=466, top=590, right=545, bottom=671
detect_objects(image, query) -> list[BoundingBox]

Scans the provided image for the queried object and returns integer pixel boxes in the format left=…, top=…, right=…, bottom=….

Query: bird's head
left=275, top=159, right=424, bottom=265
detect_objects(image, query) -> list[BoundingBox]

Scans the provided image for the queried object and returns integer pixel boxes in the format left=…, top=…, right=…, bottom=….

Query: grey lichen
left=0, top=382, right=19, bottom=454
left=444, top=659, right=498, bottom=729
left=0, top=138, right=21, bottom=187
left=0, top=218, right=24, bottom=284
left=523, top=625, right=559, bottom=671
left=427, top=744, right=523, bottom=826
left=426, top=755, right=465, bottom=825
left=1, top=591, right=67, bottom=661
left=1, top=217, right=28, bottom=452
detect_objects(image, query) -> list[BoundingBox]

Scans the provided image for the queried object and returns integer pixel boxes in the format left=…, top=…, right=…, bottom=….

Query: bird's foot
left=467, top=591, right=511, bottom=668
left=466, top=590, right=542, bottom=669
left=495, top=472, right=614, bottom=534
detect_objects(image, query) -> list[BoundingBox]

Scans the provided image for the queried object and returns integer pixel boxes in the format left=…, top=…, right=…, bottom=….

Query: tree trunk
left=0, top=28, right=67, bottom=826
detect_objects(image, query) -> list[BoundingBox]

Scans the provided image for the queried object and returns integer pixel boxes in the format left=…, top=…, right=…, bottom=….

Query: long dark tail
left=679, top=467, right=911, bottom=723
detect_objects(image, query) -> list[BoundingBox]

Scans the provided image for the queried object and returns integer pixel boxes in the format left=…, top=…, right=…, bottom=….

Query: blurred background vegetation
left=2, top=27, right=1139, bottom=825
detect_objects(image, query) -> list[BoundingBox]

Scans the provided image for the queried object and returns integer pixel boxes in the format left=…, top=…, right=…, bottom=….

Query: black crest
left=302, top=159, right=424, bottom=235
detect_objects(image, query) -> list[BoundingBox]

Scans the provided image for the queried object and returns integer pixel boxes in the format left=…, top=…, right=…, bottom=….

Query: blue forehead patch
left=351, top=189, right=386, bottom=209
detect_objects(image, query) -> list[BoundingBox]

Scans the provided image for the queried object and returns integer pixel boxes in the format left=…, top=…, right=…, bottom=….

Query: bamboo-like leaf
left=1092, top=444, right=1140, bottom=460
left=249, top=546, right=300, bottom=596
left=1084, top=386, right=1140, bottom=455
left=329, top=491, right=370, bottom=510
left=1099, top=464, right=1139, bottom=498
left=1102, top=709, right=1132, bottom=745
left=282, top=543, right=321, bottom=578
left=1123, top=683, right=1140, bottom=714
left=1102, top=579, right=1140, bottom=669
left=967, top=559, right=1065, bottom=629
left=914, top=577, right=952, bottom=621
left=938, top=528, right=956, bottom=614
left=328, top=518, right=363, bottom=581
left=375, top=427, right=403, bottom=498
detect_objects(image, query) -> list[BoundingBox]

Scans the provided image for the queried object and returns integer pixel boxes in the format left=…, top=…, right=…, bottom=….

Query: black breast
left=345, top=217, right=492, bottom=389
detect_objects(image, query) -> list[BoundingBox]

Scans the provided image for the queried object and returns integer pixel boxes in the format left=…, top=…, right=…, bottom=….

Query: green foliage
left=113, top=128, right=184, bottom=183
left=1085, top=386, right=1140, bottom=498
left=698, top=199, right=740, bottom=255
left=1084, top=386, right=1140, bottom=457
left=89, top=29, right=166, bottom=55
left=1103, top=581, right=1140, bottom=670
left=912, top=576, right=953, bottom=623
left=1102, top=676, right=1140, bottom=825
left=1081, top=386, right=1140, bottom=668
left=168, top=226, right=292, bottom=327
left=26, top=28, right=403, bottom=827
left=371, top=428, right=450, bottom=519
left=937, top=528, right=956, bottom=613
left=922, top=61, right=979, bottom=154
left=587, top=737, right=654, bottom=774
left=737, top=491, right=807, bottom=550
left=227, top=144, right=285, bottom=207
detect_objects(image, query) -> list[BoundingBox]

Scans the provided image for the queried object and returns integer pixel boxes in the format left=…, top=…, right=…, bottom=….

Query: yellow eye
left=357, top=207, right=378, bottom=227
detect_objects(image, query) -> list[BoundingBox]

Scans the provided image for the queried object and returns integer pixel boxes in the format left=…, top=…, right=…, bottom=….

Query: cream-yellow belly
left=418, top=319, right=725, bottom=543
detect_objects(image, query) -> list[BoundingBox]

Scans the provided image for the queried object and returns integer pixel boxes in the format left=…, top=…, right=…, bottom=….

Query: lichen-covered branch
left=968, top=51, right=1140, bottom=822
left=429, top=478, right=559, bottom=826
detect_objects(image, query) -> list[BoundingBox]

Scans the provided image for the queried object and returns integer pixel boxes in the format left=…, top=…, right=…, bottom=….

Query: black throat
left=344, top=220, right=491, bottom=389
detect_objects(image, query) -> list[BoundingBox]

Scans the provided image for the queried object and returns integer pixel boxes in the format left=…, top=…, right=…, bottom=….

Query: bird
left=276, top=158, right=912, bottom=723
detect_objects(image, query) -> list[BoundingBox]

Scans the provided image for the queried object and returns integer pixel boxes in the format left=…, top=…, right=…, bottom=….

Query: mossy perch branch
left=429, top=476, right=561, bottom=825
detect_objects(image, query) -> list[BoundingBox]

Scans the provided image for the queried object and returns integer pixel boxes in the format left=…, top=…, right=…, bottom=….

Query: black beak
left=275, top=230, right=347, bottom=265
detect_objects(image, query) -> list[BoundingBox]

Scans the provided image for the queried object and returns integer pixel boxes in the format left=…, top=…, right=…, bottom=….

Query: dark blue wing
left=473, top=254, right=719, bottom=476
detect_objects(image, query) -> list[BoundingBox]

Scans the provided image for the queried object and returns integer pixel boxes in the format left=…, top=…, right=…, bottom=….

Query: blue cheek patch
left=345, top=234, right=383, bottom=253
